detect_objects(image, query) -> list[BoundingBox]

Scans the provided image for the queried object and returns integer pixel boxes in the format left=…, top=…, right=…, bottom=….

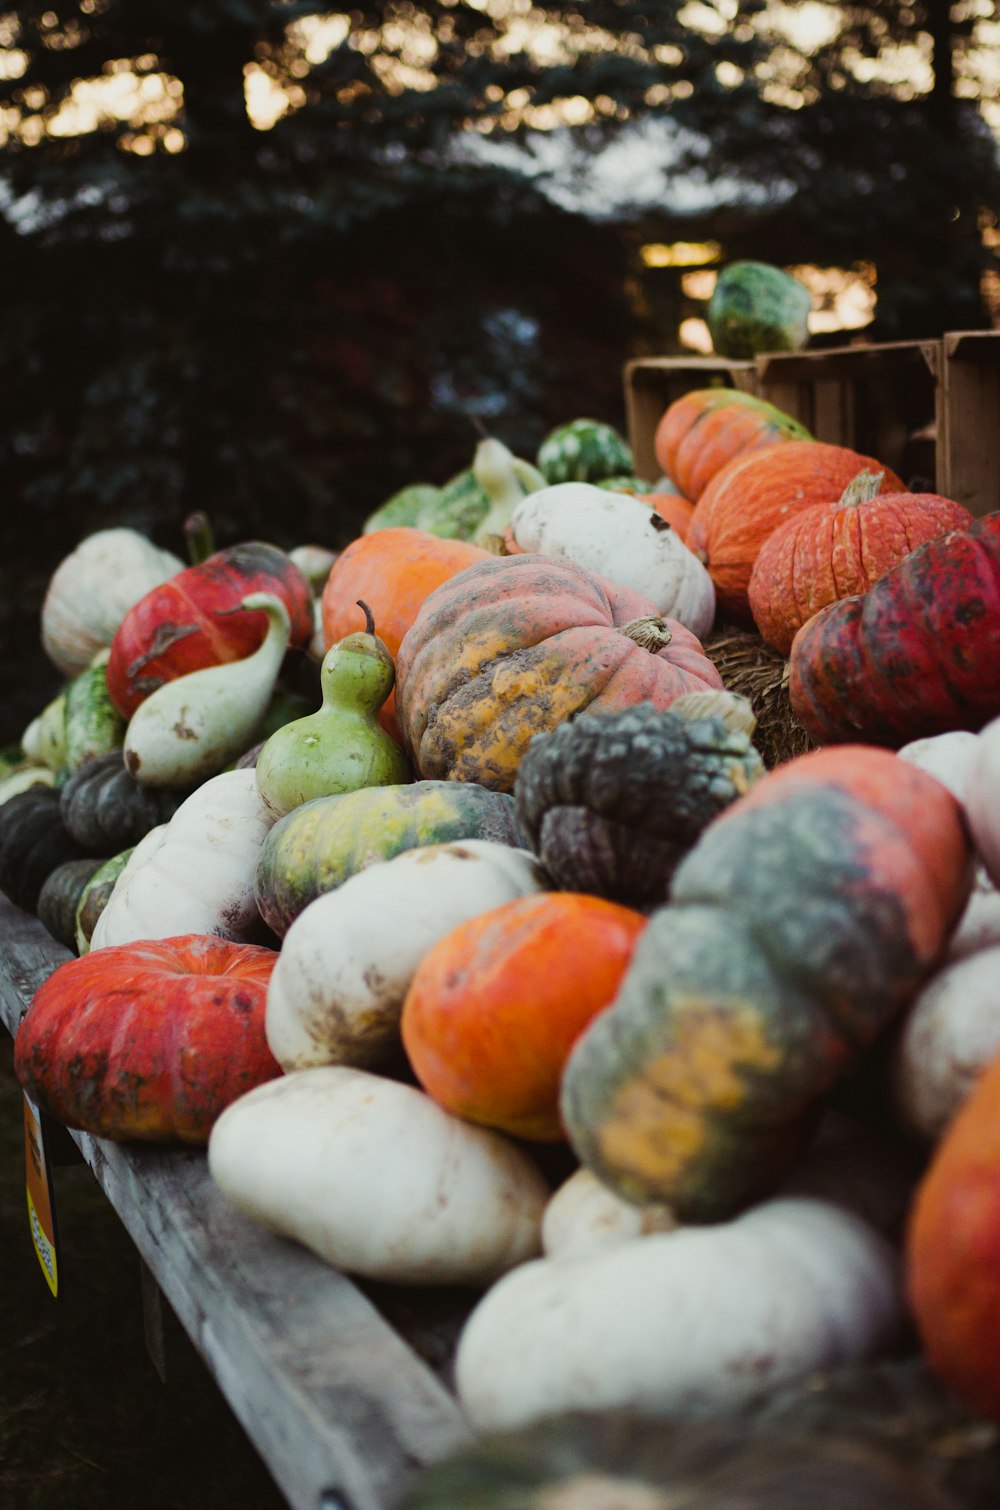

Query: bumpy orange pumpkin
left=395, top=554, right=724, bottom=793
left=14, top=935, right=281, bottom=1143
left=907, top=1047, right=1000, bottom=1422
left=400, top=892, right=647, bottom=1141
left=320, top=527, right=488, bottom=739
left=748, top=472, right=971, bottom=655
left=653, top=388, right=811, bottom=502
left=687, top=441, right=905, bottom=622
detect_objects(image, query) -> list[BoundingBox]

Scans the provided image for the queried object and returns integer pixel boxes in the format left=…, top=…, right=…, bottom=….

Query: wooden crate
left=623, top=336, right=1000, bottom=516
left=938, top=330, right=1000, bottom=519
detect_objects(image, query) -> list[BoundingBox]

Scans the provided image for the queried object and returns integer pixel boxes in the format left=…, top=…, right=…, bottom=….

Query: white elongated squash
left=266, top=839, right=548, bottom=1071
left=90, top=767, right=276, bottom=948
left=542, top=1168, right=676, bottom=1259
left=509, top=482, right=716, bottom=640
left=965, top=714, right=1000, bottom=889
left=41, top=527, right=184, bottom=676
left=123, top=593, right=291, bottom=788
left=207, top=1065, right=549, bottom=1287
left=454, top=1196, right=902, bottom=1432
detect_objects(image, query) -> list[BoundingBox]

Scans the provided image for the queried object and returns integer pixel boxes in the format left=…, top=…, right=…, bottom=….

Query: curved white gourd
left=89, top=768, right=276, bottom=948
left=509, top=483, right=716, bottom=640
left=965, top=715, right=1000, bottom=888
left=542, top=1167, right=676, bottom=1259
left=41, top=527, right=184, bottom=676
left=122, top=593, right=291, bottom=788
left=454, top=1196, right=902, bottom=1432
left=208, top=1065, right=549, bottom=1287
left=266, top=839, right=549, bottom=1071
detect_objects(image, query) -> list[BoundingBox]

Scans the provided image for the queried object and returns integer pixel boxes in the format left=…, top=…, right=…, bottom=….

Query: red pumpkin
left=748, top=474, right=972, bottom=655
left=907, top=1046, right=1000, bottom=1422
left=107, top=542, right=315, bottom=718
left=320, top=527, right=489, bottom=740
left=401, top=892, right=647, bottom=1141
left=687, top=441, right=905, bottom=622
left=14, top=935, right=281, bottom=1143
left=395, top=553, right=724, bottom=792
left=654, top=387, right=811, bottom=502
left=788, top=512, right=1000, bottom=748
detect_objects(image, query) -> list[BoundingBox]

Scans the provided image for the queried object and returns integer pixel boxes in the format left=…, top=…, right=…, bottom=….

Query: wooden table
left=0, top=894, right=474, bottom=1510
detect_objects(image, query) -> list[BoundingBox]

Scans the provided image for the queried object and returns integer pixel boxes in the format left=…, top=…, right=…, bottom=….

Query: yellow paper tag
left=24, top=1091, right=60, bottom=1298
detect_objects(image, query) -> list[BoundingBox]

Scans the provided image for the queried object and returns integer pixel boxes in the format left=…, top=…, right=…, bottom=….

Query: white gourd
left=898, top=731, right=1000, bottom=959
left=454, top=1196, right=902, bottom=1432
left=122, top=593, right=291, bottom=788
left=965, top=715, right=1000, bottom=888
left=542, top=1168, right=676, bottom=1259
left=89, top=768, right=276, bottom=948
left=891, top=944, right=1000, bottom=1142
left=509, top=482, right=716, bottom=640
left=41, top=527, right=184, bottom=676
left=207, top=1066, right=549, bottom=1287
left=266, top=840, right=549, bottom=1071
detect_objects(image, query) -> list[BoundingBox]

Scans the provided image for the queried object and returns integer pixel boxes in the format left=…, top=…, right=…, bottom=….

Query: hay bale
left=704, top=621, right=816, bottom=770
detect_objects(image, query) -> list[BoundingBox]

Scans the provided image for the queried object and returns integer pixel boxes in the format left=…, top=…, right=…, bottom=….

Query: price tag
left=24, top=1090, right=60, bottom=1298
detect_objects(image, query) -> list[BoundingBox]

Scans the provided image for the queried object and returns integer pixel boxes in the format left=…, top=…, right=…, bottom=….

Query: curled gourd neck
left=621, top=615, right=672, bottom=653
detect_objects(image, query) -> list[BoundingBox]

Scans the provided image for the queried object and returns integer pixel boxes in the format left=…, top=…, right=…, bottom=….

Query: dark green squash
left=513, top=698, right=764, bottom=908
left=58, top=750, right=191, bottom=852
left=560, top=745, right=973, bottom=1221
left=35, top=855, right=110, bottom=951
left=0, top=786, right=94, bottom=914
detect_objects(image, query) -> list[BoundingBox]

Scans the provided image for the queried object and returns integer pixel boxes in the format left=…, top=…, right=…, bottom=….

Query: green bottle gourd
left=254, top=600, right=411, bottom=820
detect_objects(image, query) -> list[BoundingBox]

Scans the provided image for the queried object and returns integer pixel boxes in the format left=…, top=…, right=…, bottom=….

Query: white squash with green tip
left=122, top=593, right=291, bottom=788
left=509, top=483, right=716, bottom=639
left=208, top=1065, right=549, bottom=1287
left=266, top=839, right=549, bottom=1071
left=89, top=767, right=276, bottom=948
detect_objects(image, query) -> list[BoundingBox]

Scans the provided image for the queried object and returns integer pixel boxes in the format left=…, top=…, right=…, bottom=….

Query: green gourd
left=254, top=601, right=411, bottom=819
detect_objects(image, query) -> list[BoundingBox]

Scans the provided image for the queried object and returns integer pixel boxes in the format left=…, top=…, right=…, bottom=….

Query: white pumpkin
left=41, top=527, right=184, bottom=677
left=891, top=944, right=1000, bottom=1142
left=454, top=1196, right=902, bottom=1432
left=897, top=729, right=981, bottom=802
left=123, top=593, right=290, bottom=788
left=965, top=714, right=1000, bottom=888
left=266, top=839, right=549, bottom=1071
left=89, top=767, right=276, bottom=948
left=207, top=1066, right=549, bottom=1287
left=509, top=483, right=716, bottom=640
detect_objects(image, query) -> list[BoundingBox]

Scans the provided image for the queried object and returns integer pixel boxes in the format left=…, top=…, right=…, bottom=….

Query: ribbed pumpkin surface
left=788, top=512, right=1000, bottom=747
left=749, top=486, right=972, bottom=655
left=395, top=554, right=723, bottom=793
left=654, top=388, right=810, bottom=502
left=14, top=935, right=280, bottom=1143
left=687, top=441, right=905, bottom=621
left=560, top=745, right=972, bottom=1219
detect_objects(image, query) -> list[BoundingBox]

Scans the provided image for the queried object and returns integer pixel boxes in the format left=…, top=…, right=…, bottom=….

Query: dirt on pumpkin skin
left=0, top=1034, right=285, bottom=1510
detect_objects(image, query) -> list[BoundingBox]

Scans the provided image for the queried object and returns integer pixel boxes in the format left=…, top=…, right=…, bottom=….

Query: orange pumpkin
left=687, top=441, right=905, bottom=622
left=653, top=388, right=811, bottom=502
left=395, top=553, right=724, bottom=793
left=400, top=892, right=647, bottom=1141
left=748, top=474, right=972, bottom=655
left=907, top=1047, right=1000, bottom=1422
left=320, top=528, right=489, bottom=739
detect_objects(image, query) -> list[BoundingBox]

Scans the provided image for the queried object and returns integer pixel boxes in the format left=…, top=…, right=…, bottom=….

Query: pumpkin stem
left=184, top=511, right=215, bottom=565
left=356, top=599, right=376, bottom=637
left=622, top=615, right=672, bottom=652
left=837, top=470, right=884, bottom=509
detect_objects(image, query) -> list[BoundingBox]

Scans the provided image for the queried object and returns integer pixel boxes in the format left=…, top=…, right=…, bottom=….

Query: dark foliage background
left=1, top=0, right=998, bottom=743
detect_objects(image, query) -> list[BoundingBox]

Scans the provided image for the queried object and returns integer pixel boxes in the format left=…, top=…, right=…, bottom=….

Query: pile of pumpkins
left=4, top=396, right=1000, bottom=1459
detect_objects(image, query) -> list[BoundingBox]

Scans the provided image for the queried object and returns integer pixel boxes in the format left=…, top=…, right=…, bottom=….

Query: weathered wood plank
left=0, top=895, right=473, bottom=1510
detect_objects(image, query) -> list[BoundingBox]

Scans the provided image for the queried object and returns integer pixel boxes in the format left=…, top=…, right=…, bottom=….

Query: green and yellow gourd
left=254, top=779, right=528, bottom=937
left=362, top=437, right=545, bottom=544
left=253, top=601, right=410, bottom=820
left=560, top=745, right=973, bottom=1222
left=536, top=418, right=633, bottom=485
